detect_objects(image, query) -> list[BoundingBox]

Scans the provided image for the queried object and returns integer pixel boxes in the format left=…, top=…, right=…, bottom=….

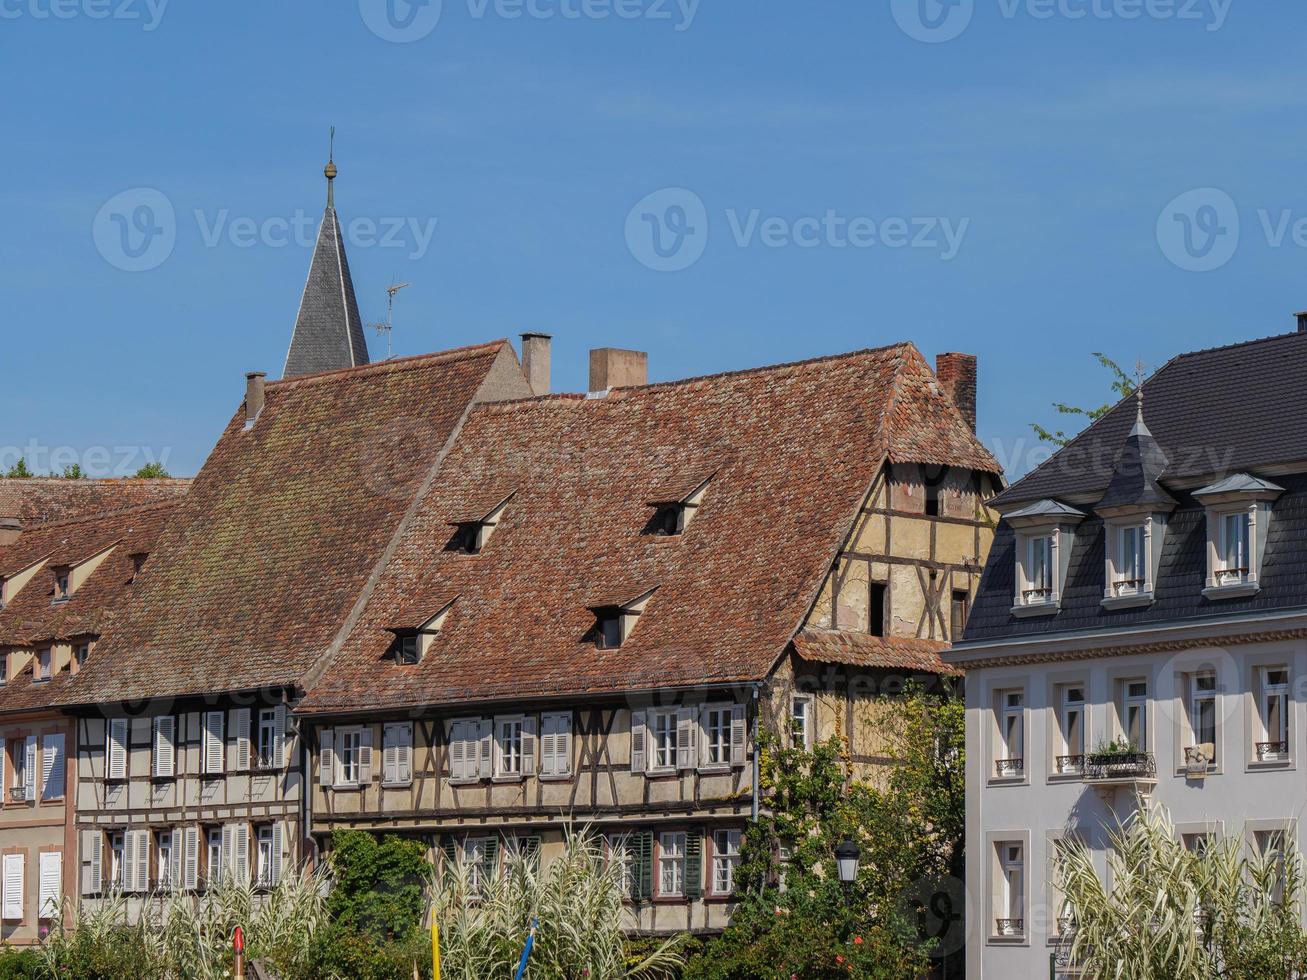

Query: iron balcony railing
left=1083, top=752, right=1155, bottom=782
left=1256, top=741, right=1289, bottom=761
left=994, top=758, right=1025, bottom=777
left=995, top=918, right=1024, bottom=937
left=1055, top=755, right=1085, bottom=775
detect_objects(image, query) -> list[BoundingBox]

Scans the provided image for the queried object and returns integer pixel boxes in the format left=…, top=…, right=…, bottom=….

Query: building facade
left=947, top=325, right=1307, bottom=978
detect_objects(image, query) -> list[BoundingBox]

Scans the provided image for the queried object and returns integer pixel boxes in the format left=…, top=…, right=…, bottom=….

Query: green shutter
left=685, top=830, right=703, bottom=900
left=521, top=836, right=541, bottom=870
left=636, top=831, right=654, bottom=901
left=441, top=838, right=457, bottom=875
left=482, top=837, right=499, bottom=884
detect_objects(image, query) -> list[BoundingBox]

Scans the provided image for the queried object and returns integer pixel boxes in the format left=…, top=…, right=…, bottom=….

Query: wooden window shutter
left=629, top=710, right=646, bottom=773
left=108, top=718, right=128, bottom=780
left=42, top=733, right=64, bottom=801
left=153, top=717, right=175, bottom=779
left=449, top=723, right=467, bottom=781
left=203, top=711, right=225, bottom=775
left=183, top=827, right=199, bottom=891
left=383, top=725, right=399, bottom=784
left=168, top=830, right=182, bottom=890
left=440, top=838, right=458, bottom=871
left=38, top=851, right=60, bottom=919
left=477, top=720, right=494, bottom=779
left=520, top=836, right=541, bottom=869
left=219, top=825, right=233, bottom=884
left=481, top=837, right=499, bottom=884
left=0, top=740, right=6, bottom=797
left=676, top=708, right=697, bottom=770
left=233, top=824, right=249, bottom=885
left=684, top=831, right=703, bottom=900
left=85, top=830, right=103, bottom=895
left=273, top=705, right=287, bottom=768
left=399, top=724, right=412, bottom=782
left=319, top=729, right=335, bottom=785
left=2, top=853, right=23, bottom=920
left=521, top=716, right=537, bottom=776
left=730, top=704, right=747, bottom=768
left=234, top=709, right=251, bottom=771
left=270, top=822, right=284, bottom=886
left=121, top=831, right=137, bottom=893
left=636, top=831, right=654, bottom=901
left=24, top=736, right=37, bottom=800
left=135, top=830, right=150, bottom=893
left=358, top=727, right=374, bottom=783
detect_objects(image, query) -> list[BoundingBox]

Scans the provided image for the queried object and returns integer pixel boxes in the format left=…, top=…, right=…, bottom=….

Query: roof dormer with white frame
left=1193, top=473, right=1284, bottom=600
left=1006, top=500, right=1085, bottom=617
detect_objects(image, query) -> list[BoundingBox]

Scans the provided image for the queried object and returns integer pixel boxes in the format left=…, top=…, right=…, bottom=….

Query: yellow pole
left=432, top=919, right=442, bottom=980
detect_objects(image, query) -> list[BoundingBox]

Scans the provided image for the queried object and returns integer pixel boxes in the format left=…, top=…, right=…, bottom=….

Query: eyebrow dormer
left=645, top=474, right=713, bottom=537
left=386, top=598, right=457, bottom=665
left=1005, top=500, right=1085, bottom=617
left=589, top=588, right=656, bottom=649
left=446, top=491, right=515, bottom=555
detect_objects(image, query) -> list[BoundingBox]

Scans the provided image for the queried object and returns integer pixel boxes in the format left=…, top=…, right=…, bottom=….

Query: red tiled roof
left=301, top=343, right=994, bottom=713
left=792, top=628, right=960, bottom=676
left=59, top=342, right=517, bottom=705
left=0, top=478, right=191, bottom=526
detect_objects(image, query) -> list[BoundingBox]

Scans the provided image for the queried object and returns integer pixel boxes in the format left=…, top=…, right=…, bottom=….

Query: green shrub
left=306, top=921, right=431, bottom=980
left=0, top=947, right=44, bottom=980
left=325, top=830, right=430, bottom=940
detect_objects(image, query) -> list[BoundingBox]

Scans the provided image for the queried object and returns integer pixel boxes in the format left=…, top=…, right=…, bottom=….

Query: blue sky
left=3, top=0, right=1306, bottom=478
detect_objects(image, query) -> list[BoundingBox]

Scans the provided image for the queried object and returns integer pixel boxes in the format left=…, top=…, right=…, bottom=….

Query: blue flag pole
left=513, top=916, right=539, bottom=980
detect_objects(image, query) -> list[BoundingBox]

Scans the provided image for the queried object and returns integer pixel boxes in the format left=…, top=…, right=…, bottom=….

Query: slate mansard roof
left=60, top=342, right=522, bottom=706
left=963, top=329, right=1307, bottom=645
left=301, top=342, right=998, bottom=714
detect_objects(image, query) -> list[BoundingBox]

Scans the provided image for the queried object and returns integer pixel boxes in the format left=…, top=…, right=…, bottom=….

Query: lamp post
left=835, top=839, right=861, bottom=945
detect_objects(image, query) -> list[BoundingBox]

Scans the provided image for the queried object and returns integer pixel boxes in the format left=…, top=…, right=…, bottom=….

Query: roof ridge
left=267, top=340, right=508, bottom=389
left=0, top=477, right=191, bottom=487
left=1168, top=328, right=1306, bottom=363
left=4, top=499, right=180, bottom=534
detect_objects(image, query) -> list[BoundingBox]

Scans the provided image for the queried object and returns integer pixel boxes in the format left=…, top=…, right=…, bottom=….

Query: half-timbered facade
left=298, top=341, right=1000, bottom=933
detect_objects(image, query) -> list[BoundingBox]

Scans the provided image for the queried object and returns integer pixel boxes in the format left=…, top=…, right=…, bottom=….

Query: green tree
left=3, top=458, right=34, bottom=478
left=61, top=463, right=86, bottom=479
left=132, top=462, right=171, bottom=479
left=1031, top=353, right=1137, bottom=446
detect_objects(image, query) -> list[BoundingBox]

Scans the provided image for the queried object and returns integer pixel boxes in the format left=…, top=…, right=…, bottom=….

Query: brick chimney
left=521, top=333, right=552, bottom=395
left=0, top=518, right=20, bottom=548
left=936, top=353, right=977, bottom=432
left=589, top=348, right=648, bottom=392
left=244, top=372, right=267, bottom=427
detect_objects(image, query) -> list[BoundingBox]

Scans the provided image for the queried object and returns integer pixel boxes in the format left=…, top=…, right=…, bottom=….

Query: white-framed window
left=465, top=837, right=494, bottom=892
left=703, top=706, right=732, bottom=767
left=1115, top=525, right=1146, bottom=595
left=1122, top=679, right=1148, bottom=749
left=35, top=649, right=52, bottom=681
left=997, top=842, right=1024, bottom=936
left=256, top=709, right=278, bottom=769
left=1056, top=686, right=1085, bottom=774
left=337, top=729, right=362, bottom=785
left=790, top=694, right=813, bottom=751
left=109, top=831, right=126, bottom=890
left=1023, top=535, right=1053, bottom=602
left=651, top=709, right=678, bottom=772
left=1218, top=511, right=1250, bottom=585
left=158, top=831, right=174, bottom=890
left=996, top=690, right=1024, bottom=777
left=13, top=735, right=36, bottom=801
left=255, top=825, right=275, bottom=887
left=608, top=833, right=634, bottom=897
left=658, top=832, right=686, bottom=898
left=495, top=716, right=524, bottom=778
left=1255, top=829, right=1289, bottom=905
left=41, top=732, right=64, bottom=801
left=1258, top=667, right=1290, bottom=762
left=712, top=829, right=741, bottom=895
left=206, top=828, right=223, bottom=887
left=1188, top=673, right=1218, bottom=767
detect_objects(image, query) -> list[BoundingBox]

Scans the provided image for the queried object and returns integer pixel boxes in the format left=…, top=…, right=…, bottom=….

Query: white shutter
left=121, top=832, right=137, bottom=894
left=183, top=827, right=199, bottom=890
left=3, top=853, right=23, bottom=920
left=134, top=831, right=149, bottom=893
left=203, top=711, right=225, bottom=775
left=319, top=729, right=335, bottom=786
left=107, top=719, right=128, bottom=781
left=220, top=825, right=233, bottom=884
left=0, top=740, right=6, bottom=798
left=86, top=831, right=103, bottom=895
left=359, top=727, right=373, bottom=782
left=383, top=726, right=399, bottom=784
left=234, top=709, right=251, bottom=770
left=42, top=733, right=64, bottom=801
left=233, top=824, right=249, bottom=885
left=38, top=851, right=60, bottom=919
left=521, top=716, right=537, bottom=776
left=676, top=707, right=697, bottom=770
left=398, top=723, right=412, bottom=782
left=449, top=723, right=467, bottom=781
left=24, top=736, right=37, bottom=799
left=630, top=710, right=646, bottom=773
left=478, top=720, right=493, bottom=779
left=273, top=705, right=287, bottom=768
left=169, top=830, right=182, bottom=890
left=541, top=712, right=573, bottom=777
left=270, top=822, right=283, bottom=886
left=153, top=717, right=175, bottom=778
left=730, top=704, right=747, bottom=767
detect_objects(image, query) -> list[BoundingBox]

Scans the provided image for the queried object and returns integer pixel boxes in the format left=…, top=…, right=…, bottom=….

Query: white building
left=946, top=324, right=1307, bottom=978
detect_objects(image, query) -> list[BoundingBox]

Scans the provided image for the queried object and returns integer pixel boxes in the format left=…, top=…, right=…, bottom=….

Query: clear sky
left=3, top=0, right=1305, bottom=479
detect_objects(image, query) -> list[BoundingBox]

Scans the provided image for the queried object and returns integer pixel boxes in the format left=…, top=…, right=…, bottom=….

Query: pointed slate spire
left=282, top=135, right=370, bottom=378
left=1096, top=386, right=1175, bottom=512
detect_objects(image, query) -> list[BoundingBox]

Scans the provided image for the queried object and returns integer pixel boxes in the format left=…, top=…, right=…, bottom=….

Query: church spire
left=282, top=131, right=370, bottom=379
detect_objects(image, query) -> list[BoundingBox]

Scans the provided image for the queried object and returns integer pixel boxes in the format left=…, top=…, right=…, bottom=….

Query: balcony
left=1083, top=751, right=1156, bottom=792
left=1256, top=741, right=1288, bottom=763
left=994, top=918, right=1024, bottom=938
left=1055, top=755, right=1085, bottom=776
left=994, top=758, right=1025, bottom=778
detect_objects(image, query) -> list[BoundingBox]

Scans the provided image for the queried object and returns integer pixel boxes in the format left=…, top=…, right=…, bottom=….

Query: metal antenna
left=372, top=280, right=411, bottom=360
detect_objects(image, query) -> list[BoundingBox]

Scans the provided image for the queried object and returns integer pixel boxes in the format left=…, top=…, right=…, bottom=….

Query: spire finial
left=324, top=126, right=338, bottom=208
left=1130, top=359, right=1149, bottom=437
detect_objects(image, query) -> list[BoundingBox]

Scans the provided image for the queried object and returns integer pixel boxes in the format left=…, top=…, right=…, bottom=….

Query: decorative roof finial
left=1130, top=359, right=1149, bottom=437
left=324, top=126, right=338, bottom=208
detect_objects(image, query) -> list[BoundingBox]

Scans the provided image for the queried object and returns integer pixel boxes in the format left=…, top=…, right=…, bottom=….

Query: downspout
left=301, top=717, right=314, bottom=869
left=750, top=684, right=761, bottom=821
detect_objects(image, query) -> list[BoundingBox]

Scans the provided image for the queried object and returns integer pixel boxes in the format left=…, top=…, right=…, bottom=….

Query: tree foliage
left=3, top=459, right=34, bottom=478
left=132, top=462, right=172, bottom=479
left=1031, top=353, right=1137, bottom=446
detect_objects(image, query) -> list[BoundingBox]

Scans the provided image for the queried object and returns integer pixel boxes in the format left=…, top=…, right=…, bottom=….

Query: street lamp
left=835, top=839, right=861, bottom=885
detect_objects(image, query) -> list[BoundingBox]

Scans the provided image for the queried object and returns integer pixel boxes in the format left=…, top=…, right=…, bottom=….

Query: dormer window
left=1006, top=500, right=1085, bottom=617
left=130, top=552, right=147, bottom=582
left=1194, top=474, right=1283, bottom=599
left=644, top=476, right=712, bottom=538
left=446, top=492, right=514, bottom=555
left=589, top=588, right=656, bottom=649
left=1116, top=525, right=1144, bottom=594
left=386, top=599, right=456, bottom=665
left=35, top=649, right=51, bottom=682
left=1024, top=535, right=1052, bottom=602
left=52, top=567, right=70, bottom=604
left=397, top=635, right=420, bottom=665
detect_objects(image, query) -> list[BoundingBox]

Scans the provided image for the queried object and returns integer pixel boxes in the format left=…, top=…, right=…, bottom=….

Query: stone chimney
left=935, top=353, right=977, bottom=432
left=521, top=333, right=552, bottom=395
left=0, top=518, right=20, bottom=548
left=244, top=372, right=267, bottom=426
left=1296, top=311, right=1307, bottom=333
left=589, top=348, right=648, bottom=393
